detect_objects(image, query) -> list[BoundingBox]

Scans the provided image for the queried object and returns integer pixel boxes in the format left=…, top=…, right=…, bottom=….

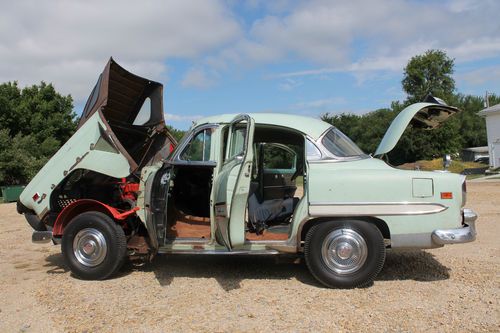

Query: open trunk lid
left=374, top=96, right=459, bottom=156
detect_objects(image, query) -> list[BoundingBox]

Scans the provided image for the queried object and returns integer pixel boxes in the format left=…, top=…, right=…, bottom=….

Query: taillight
left=441, top=192, right=453, bottom=199
left=462, top=180, right=467, bottom=207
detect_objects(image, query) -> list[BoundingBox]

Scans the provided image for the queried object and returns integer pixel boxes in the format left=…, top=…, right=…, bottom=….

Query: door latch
left=244, top=163, right=251, bottom=177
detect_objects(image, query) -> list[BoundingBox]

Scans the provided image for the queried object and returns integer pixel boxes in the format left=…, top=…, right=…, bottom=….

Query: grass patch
left=398, top=158, right=487, bottom=174
left=466, top=174, right=486, bottom=180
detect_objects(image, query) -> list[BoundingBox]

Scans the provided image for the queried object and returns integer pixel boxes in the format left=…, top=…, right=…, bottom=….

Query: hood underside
left=77, top=58, right=174, bottom=171
left=78, top=57, right=165, bottom=129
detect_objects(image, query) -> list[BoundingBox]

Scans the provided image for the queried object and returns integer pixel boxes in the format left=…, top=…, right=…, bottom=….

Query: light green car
left=17, top=59, right=477, bottom=288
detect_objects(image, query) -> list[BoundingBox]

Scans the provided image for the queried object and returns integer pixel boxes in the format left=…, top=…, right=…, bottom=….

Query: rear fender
left=52, top=199, right=139, bottom=236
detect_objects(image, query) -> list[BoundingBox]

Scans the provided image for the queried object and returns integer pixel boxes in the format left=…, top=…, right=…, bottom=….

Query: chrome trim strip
left=158, top=249, right=280, bottom=255
left=165, top=238, right=211, bottom=245
left=309, top=202, right=448, bottom=216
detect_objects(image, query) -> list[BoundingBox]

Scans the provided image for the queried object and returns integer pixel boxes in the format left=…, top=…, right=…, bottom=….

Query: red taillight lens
left=441, top=192, right=453, bottom=199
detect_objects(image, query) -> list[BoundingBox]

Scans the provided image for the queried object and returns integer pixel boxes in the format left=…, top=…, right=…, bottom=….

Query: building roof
left=478, top=103, right=500, bottom=117
left=193, top=113, right=332, bottom=140
left=462, top=146, right=489, bottom=153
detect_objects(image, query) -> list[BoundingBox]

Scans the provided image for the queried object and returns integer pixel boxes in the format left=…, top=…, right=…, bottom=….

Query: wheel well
left=300, top=216, right=391, bottom=245
left=52, top=199, right=130, bottom=236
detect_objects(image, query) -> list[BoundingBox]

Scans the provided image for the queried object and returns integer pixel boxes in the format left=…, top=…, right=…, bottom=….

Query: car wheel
left=61, top=211, right=127, bottom=280
left=304, top=220, right=386, bottom=288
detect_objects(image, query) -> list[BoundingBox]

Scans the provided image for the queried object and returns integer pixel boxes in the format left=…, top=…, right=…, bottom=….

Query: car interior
left=164, top=124, right=305, bottom=243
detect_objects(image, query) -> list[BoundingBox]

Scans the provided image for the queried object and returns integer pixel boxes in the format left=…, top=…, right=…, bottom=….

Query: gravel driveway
left=0, top=181, right=498, bottom=332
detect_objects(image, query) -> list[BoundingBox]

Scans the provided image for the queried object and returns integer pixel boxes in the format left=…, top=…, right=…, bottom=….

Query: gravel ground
left=0, top=181, right=498, bottom=332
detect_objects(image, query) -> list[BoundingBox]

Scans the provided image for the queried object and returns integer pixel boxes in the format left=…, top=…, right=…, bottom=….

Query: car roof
left=193, top=113, right=331, bottom=140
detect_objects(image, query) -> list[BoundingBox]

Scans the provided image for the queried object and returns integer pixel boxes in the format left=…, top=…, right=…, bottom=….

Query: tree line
left=321, top=50, right=499, bottom=165
left=0, top=82, right=75, bottom=185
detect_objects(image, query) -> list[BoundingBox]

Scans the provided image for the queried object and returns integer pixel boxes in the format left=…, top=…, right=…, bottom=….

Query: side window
left=306, top=139, right=322, bottom=161
left=180, top=128, right=212, bottom=161
left=262, top=145, right=296, bottom=171
left=227, top=126, right=247, bottom=159
left=132, top=97, right=151, bottom=126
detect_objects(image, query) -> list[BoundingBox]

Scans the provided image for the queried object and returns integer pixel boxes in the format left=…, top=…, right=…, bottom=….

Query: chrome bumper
left=32, top=231, right=52, bottom=244
left=431, top=208, right=477, bottom=245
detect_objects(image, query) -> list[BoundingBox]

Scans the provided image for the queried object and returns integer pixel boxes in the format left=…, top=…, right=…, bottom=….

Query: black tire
left=61, top=211, right=127, bottom=280
left=304, top=220, right=386, bottom=288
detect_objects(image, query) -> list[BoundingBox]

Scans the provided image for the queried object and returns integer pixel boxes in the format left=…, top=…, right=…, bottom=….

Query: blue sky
left=1, top=0, right=499, bottom=129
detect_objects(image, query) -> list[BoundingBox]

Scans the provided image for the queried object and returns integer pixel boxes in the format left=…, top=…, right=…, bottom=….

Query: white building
left=478, top=103, right=500, bottom=169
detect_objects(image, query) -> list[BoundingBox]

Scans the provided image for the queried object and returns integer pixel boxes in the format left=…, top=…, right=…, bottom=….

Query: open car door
left=213, top=115, right=255, bottom=249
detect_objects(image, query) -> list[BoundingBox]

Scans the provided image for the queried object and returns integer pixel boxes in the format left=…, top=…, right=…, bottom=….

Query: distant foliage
left=0, top=82, right=76, bottom=185
left=166, top=125, right=186, bottom=142
left=322, top=49, right=497, bottom=165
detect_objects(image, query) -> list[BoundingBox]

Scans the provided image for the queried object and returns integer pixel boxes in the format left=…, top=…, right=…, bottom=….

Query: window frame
left=171, top=124, right=218, bottom=167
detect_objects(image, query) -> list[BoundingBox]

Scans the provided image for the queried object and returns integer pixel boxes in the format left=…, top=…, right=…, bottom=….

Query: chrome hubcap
left=73, top=228, right=107, bottom=267
left=321, top=228, right=367, bottom=275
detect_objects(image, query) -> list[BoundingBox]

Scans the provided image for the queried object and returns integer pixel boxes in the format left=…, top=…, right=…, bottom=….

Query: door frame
left=212, top=114, right=255, bottom=249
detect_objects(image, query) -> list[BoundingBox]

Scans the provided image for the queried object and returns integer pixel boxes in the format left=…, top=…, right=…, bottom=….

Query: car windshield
left=322, top=127, right=365, bottom=158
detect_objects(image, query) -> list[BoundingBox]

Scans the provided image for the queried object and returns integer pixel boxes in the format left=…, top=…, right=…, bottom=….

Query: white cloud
left=292, top=97, right=346, bottom=109
left=206, top=0, right=500, bottom=83
left=457, top=66, right=500, bottom=86
left=2, top=0, right=500, bottom=103
left=181, top=68, right=217, bottom=89
left=278, top=78, right=303, bottom=91
left=164, top=113, right=203, bottom=122
left=0, top=0, right=241, bottom=101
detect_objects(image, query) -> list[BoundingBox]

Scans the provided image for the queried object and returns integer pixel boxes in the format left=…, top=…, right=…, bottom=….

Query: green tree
left=450, top=93, right=500, bottom=148
left=402, top=49, right=455, bottom=104
left=0, top=82, right=76, bottom=185
left=166, top=125, right=186, bottom=142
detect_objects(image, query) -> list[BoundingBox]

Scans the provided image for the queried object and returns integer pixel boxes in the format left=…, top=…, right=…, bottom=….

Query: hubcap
left=73, top=228, right=107, bottom=267
left=321, top=228, right=367, bottom=275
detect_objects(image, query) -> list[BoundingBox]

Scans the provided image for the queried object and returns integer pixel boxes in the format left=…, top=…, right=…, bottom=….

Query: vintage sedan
left=17, top=59, right=477, bottom=288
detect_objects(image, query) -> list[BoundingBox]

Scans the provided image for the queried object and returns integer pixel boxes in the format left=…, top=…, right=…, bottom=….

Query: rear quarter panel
left=303, top=158, right=464, bottom=248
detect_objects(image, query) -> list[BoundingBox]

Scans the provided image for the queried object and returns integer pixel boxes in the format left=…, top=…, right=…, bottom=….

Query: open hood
left=374, top=99, right=459, bottom=156
left=78, top=58, right=175, bottom=171
left=78, top=57, right=165, bottom=129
